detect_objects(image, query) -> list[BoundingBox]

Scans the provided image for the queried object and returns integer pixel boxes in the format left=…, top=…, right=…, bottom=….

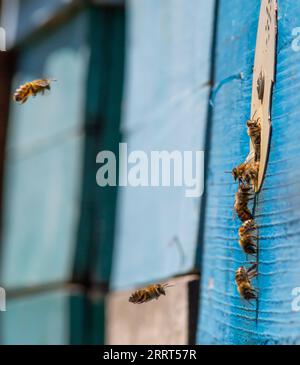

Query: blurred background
left=1, top=0, right=300, bottom=345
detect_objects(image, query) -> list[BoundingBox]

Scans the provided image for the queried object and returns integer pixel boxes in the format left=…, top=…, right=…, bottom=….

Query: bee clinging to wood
left=239, top=235, right=257, bottom=255
left=247, top=113, right=261, bottom=161
left=238, top=219, right=257, bottom=237
left=234, top=184, right=254, bottom=222
left=238, top=219, right=257, bottom=254
left=235, top=263, right=257, bottom=300
left=129, top=283, right=172, bottom=304
left=232, top=160, right=259, bottom=187
left=13, top=79, right=56, bottom=104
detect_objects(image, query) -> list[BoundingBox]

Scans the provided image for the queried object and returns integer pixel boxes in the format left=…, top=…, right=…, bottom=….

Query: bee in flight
left=238, top=219, right=257, bottom=254
left=13, top=79, right=56, bottom=104
left=235, top=263, right=257, bottom=300
left=129, top=283, right=172, bottom=304
left=234, top=184, right=254, bottom=222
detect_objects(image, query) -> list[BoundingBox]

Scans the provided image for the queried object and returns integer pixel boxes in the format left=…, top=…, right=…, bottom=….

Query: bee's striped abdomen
left=13, top=79, right=53, bottom=104
left=129, top=283, right=170, bottom=304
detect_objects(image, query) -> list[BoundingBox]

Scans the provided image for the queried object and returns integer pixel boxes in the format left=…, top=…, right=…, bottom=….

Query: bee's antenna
left=248, top=261, right=257, bottom=267
left=246, top=149, right=256, bottom=160
left=251, top=110, right=257, bottom=119
left=162, top=283, right=174, bottom=288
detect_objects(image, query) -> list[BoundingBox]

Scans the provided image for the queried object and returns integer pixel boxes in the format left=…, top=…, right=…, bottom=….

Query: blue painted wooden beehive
left=197, top=0, right=300, bottom=344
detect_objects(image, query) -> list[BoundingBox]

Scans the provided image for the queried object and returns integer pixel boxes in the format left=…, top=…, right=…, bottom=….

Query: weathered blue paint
left=1, top=12, right=89, bottom=289
left=197, top=0, right=300, bottom=344
left=111, top=0, right=215, bottom=290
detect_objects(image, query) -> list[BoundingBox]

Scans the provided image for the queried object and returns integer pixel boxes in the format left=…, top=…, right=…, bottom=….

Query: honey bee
left=238, top=219, right=257, bottom=237
left=238, top=219, right=257, bottom=254
left=235, top=263, right=257, bottom=300
left=129, top=283, right=172, bottom=304
left=239, top=233, right=257, bottom=255
left=247, top=115, right=261, bottom=161
left=234, top=184, right=253, bottom=222
left=232, top=160, right=259, bottom=187
left=13, top=79, right=55, bottom=104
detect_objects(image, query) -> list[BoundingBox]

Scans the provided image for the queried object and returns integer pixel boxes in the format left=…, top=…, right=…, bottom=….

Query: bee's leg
left=247, top=263, right=257, bottom=278
left=30, top=85, right=36, bottom=97
left=248, top=271, right=257, bottom=280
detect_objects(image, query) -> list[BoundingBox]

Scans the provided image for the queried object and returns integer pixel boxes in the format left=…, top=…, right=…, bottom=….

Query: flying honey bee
left=128, top=283, right=172, bottom=304
left=247, top=114, right=261, bottom=161
left=13, top=79, right=56, bottom=104
left=234, top=184, right=253, bottom=222
left=235, top=263, right=257, bottom=300
left=232, top=160, right=259, bottom=187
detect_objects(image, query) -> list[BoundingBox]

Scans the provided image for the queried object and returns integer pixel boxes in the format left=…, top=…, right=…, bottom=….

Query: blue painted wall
left=111, top=0, right=215, bottom=290
left=197, top=0, right=300, bottom=344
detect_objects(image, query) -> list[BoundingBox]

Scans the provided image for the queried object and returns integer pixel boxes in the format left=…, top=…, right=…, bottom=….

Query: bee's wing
left=163, top=283, right=174, bottom=288
left=34, top=79, right=51, bottom=87
left=246, top=151, right=255, bottom=163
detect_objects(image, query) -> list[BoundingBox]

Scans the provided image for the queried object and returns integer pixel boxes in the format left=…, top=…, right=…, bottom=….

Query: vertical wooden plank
left=198, top=0, right=300, bottom=344
left=111, top=0, right=215, bottom=290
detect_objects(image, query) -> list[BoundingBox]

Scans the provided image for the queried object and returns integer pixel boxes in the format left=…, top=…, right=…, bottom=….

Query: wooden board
left=250, top=0, right=277, bottom=191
